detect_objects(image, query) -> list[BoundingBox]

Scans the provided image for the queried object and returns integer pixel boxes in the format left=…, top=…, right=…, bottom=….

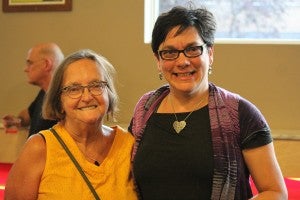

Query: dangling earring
left=159, top=72, right=163, bottom=80
left=208, top=65, right=213, bottom=75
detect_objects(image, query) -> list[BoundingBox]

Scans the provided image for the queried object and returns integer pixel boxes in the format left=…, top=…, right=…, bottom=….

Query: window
left=144, top=0, right=300, bottom=44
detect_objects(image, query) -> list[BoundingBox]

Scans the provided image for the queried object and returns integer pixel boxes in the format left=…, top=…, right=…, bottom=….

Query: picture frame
left=2, top=0, right=72, bottom=12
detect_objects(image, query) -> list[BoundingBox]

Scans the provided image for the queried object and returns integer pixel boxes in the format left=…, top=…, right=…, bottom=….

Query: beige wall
left=274, top=140, right=300, bottom=177
left=1, top=1, right=299, bottom=134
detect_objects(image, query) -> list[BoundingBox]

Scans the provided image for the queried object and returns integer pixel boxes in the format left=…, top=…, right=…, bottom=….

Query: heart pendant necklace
left=169, top=94, right=206, bottom=134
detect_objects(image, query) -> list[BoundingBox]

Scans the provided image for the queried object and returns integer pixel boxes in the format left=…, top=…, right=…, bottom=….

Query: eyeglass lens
left=159, top=44, right=206, bottom=60
left=62, top=82, right=107, bottom=99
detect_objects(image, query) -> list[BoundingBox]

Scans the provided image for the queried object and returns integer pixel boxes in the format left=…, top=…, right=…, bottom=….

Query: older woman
left=5, top=49, right=137, bottom=200
left=129, top=6, right=287, bottom=200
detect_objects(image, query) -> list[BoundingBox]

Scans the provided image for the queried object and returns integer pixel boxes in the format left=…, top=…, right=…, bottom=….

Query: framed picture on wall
left=2, top=0, right=72, bottom=12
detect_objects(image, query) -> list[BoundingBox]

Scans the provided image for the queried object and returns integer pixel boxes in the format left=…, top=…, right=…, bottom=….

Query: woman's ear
left=155, top=53, right=162, bottom=71
left=154, top=52, right=160, bottom=62
left=157, top=63, right=162, bottom=72
left=208, top=46, right=214, bottom=66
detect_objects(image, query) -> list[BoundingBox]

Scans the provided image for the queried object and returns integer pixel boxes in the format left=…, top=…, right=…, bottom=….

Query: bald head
left=25, top=43, right=64, bottom=90
left=29, top=43, right=64, bottom=71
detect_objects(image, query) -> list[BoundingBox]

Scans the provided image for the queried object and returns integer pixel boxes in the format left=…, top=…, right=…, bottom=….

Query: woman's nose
left=81, top=88, right=94, bottom=101
left=176, top=53, right=191, bottom=67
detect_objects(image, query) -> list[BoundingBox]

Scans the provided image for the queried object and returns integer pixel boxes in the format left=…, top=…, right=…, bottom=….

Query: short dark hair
left=151, top=6, right=216, bottom=54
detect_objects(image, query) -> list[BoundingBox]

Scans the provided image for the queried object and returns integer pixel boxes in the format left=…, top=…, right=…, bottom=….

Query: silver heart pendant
left=173, top=121, right=186, bottom=134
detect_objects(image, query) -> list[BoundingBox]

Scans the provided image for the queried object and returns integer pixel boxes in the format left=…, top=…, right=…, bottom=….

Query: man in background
left=2, top=42, right=64, bottom=137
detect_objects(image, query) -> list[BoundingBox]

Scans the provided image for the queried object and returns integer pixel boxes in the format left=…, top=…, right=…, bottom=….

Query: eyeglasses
left=158, top=44, right=206, bottom=60
left=61, top=81, right=108, bottom=99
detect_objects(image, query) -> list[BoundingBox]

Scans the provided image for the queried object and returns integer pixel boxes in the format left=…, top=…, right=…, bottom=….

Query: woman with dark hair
left=129, top=6, right=287, bottom=200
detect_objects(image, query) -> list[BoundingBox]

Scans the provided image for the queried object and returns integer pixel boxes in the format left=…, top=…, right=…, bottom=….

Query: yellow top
left=38, top=123, right=137, bottom=200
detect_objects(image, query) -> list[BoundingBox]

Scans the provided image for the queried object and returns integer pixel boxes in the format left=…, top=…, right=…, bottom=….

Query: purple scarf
left=130, top=83, right=268, bottom=199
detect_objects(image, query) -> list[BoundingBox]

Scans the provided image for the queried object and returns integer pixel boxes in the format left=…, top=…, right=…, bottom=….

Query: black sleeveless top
left=133, top=106, right=213, bottom=200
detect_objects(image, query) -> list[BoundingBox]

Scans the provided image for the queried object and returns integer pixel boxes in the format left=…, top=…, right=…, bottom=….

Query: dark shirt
left=130, top=84, right=273, bottom=199
left=133, top=100, right=272, bottom=200
left=133, top=106, right=213, bottom=200
left=28, top=90, right=57, bottom=137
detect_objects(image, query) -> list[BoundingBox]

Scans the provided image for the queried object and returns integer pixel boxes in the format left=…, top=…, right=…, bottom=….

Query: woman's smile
left=77, top=105, right=98, bottom=111
left=172, top=70, right=196, bottom=77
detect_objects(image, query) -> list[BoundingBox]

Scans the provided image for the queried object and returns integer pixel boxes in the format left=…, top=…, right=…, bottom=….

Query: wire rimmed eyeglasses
left=61, top=81, right=108, bottom=99
left=158, top=44, right=206, bottom=60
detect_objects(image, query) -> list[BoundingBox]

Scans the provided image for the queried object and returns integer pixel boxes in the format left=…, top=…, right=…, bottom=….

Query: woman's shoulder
left=26, top=133, right=47, bottom=152
left=112, top=125, right=134, bottom=140
left=14, top=133, right=47, bottom=172
left=139, top=85, right=169, bottom=101
left=211, top=83, right=260, bottom=110
left=113, top=126, right=134, bottom=148
left=135, top=85, right=170, bottom=112
left=209, top=83, right=241, bottom=99
left=108, top=125, right=134, bottom=156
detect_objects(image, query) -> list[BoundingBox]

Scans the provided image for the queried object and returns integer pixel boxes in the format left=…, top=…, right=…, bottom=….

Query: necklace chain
left=69, top=128, right=101, bottom=166
left=169, top=94, right=207, bottom=133
left=84, top=154, right=100, bottom=166
left=79, top=148, right=100, bottom=166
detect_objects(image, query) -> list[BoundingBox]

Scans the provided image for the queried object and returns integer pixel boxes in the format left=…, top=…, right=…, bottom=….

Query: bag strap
left=49, top=128, right=100, bottom=200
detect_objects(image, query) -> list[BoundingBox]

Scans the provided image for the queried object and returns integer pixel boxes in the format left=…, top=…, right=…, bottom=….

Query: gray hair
left=42, top=49, right=119, bottom=121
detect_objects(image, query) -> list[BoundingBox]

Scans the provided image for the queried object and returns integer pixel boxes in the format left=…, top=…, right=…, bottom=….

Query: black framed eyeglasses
left=61, top=81, right=108, bottom=99
left=158, top=44, right=207, bottom=60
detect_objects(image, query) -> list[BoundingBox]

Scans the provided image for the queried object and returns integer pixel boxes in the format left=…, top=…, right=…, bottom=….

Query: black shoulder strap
left=49, top=128, right=100, bottom=200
